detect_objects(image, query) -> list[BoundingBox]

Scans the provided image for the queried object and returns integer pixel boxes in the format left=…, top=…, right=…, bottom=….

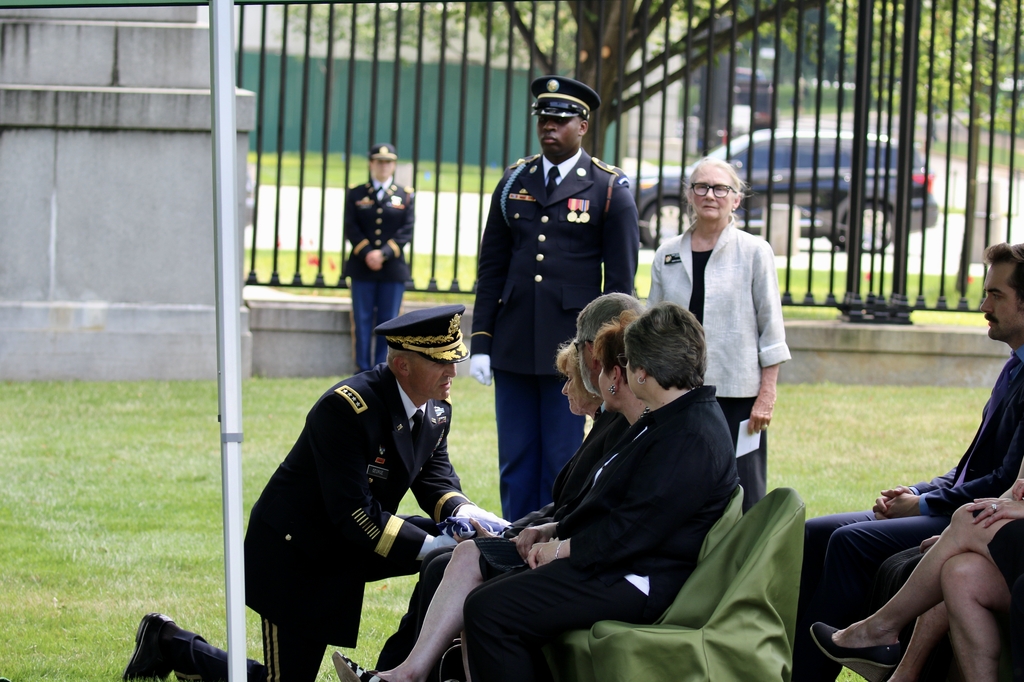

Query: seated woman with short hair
left=461, top=301, right=739, bottom=682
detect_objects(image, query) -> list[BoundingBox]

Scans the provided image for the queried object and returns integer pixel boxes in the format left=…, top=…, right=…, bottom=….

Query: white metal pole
left=208, top=1, right=247, bottom=680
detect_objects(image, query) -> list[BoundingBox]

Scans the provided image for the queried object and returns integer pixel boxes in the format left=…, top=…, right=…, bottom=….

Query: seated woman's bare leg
left=943, top=552, right=1010, bottom=682
left=887, top=604, right=948, bottom=682
left=380, top=541, right=488, bottom=682
left=833, top=506, right=1011, bottom=650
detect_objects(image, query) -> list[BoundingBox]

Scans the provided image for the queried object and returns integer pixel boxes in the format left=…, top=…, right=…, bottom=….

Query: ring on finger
left=992, top=503, right=999, bottom=511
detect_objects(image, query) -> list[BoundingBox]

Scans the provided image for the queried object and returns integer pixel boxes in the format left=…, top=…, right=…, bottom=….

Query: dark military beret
left=531, top=76, right=601, bottom=120
left=375, top=305, right=469, bottom=364
left=369, top=143, right=398, bottom=161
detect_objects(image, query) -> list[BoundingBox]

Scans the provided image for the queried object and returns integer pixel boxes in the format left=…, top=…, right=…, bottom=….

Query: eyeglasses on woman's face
left=690, top=183, right=736, bottom=198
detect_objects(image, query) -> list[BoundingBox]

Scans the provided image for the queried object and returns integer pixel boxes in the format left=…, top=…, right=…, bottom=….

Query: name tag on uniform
left=367, top=464, right=389, bottom=479
left=665, top=253, right=682, bottom=264
left=508, top=193, right=536, bottom=202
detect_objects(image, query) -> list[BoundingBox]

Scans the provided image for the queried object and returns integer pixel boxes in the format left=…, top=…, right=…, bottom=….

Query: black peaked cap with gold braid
left=531, top=75, right=601, bottom=120
left=375, top=304, right=469, bottom=364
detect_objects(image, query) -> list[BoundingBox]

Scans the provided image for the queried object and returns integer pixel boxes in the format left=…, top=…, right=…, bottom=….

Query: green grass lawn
left=0, top=376, right=991, bottom=681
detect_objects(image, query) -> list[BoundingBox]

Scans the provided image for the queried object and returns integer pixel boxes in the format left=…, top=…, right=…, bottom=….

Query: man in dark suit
left=122, top=306, right=499, bottom=682
left=374, top=293, right=643, bottom=678
left=469, top=75, right=640, bottom=522
left=793, top=242, right=1024, bottom=681
left=345, top=143, right=415, bottom=373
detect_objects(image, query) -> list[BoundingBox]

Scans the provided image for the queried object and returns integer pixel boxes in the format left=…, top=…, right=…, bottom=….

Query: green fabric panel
left=547, top=488, right=805, bottom=682
left=697, top=485, right=744, bottom=562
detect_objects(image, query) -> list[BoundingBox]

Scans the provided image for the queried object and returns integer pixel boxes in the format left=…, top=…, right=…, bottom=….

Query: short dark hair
left=624, top=302, right=706, bottom=390
left=985, top=243, right=1024, bottom=305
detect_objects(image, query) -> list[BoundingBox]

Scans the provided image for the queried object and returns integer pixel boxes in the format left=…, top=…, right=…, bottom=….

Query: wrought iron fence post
left=889, top=0, right=923, bottom=324
left=842, top=0, right=875, bottom=321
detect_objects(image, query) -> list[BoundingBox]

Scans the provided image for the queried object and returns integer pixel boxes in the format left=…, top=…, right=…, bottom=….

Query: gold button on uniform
left=535, top=274, right=543, bottom=282
left=536, top=254, right=544, bottom=261
left=538, top=234, right=546, bottom=242
left=375, top=229, right=382, bottom=235
left=514, top=213, right=520, bottom=219
left=375, top=240, right=382, bottom=245
left=541, top=216, right=549, bottom=224
left=376, top=218, right=383, bottom=225
left=377, top=208, right=383, bottom=214
left=285, top=534, right=292, bottom=541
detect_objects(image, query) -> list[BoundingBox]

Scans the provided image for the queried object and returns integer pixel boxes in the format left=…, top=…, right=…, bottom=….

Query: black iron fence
left=238, top=0, right=1024, bottom=320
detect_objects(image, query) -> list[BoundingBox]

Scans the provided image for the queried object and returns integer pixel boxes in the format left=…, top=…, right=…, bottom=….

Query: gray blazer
left=648, top=224, right=790, bottom=397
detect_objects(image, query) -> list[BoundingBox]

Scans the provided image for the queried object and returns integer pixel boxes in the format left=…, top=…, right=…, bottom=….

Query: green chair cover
left=545, top=487, right=805, bottom=682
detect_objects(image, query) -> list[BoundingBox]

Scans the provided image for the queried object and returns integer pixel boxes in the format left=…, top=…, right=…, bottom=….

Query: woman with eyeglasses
left=647, top=156, right=790, bottom=512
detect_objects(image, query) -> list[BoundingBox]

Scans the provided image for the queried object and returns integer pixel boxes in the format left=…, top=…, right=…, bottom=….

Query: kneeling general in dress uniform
left=122, top=305, right=499, bottom=682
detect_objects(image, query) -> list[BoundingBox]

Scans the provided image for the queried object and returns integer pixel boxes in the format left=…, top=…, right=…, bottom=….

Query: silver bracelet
left=554, top=539, right=566, bottom=560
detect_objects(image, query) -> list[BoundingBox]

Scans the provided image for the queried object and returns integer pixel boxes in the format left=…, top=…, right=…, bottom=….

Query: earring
left=637, top=376, right=646, bottom=384
left=607, top=384, right=616, bottom=395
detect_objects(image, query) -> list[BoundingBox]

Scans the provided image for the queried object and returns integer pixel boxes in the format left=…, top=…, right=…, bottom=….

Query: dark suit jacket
left=244, top=365, right=470, bottom=645
left=471, top=150, right=640, bottom=375
left=343, top=182, right=414, bottom=282
left=557, top=386, right=739, bottom=619
left=914, top=364, right=1024, bottom=515
left=507, top=409, right=631, bottom=534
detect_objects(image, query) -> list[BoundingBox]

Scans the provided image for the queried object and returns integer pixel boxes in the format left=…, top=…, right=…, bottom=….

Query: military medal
left=567, top=198, right=589, bottom=223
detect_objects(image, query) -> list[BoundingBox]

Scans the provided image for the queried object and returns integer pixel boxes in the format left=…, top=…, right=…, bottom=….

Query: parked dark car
left=636, top=129, right=939, bottom=251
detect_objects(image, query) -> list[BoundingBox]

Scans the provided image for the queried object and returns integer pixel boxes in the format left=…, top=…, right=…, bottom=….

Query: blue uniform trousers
left=792, top=511, right=951, bottom=681
left=350, top=279, right=404, bottom=372
left=493, top=369, right=584, bottom=522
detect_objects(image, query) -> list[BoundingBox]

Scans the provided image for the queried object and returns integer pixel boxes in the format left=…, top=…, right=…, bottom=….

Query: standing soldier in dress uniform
left=345, top=143, right=415, bottom=373
left=470, top=76, right=640, bottom=522
left=122, top=306, right=502, bottom=682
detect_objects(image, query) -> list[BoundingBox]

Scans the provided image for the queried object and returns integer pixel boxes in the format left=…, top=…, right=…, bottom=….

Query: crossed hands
left=512, top=522, right=571, bottom=568
left=873, top=485, right=921, bottom=520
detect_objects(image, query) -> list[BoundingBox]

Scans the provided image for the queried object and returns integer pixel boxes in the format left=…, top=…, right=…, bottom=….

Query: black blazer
left=507, top=409, right=631, bottom=533
left=915, top=364, right=1024, bottom=515
left=243, top=365, right=470, bottom=645
left=344, top=182, right=414, bottom=282
left=471, top=150, right=640, bottom=375
left=557, top=386, right=739, bottom=619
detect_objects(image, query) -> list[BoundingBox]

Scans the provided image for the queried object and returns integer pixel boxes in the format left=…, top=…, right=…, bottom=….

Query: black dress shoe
left=810, top=622, right=900, bottom=682
left=123, top=613, right=175, bottom=680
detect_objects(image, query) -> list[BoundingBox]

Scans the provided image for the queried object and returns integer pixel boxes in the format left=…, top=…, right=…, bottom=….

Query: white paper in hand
left=736, top=419, right=761, bottom=458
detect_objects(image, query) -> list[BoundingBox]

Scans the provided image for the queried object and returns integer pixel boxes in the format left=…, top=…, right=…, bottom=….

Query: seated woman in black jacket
left=336, top=302, right=738, bottom=682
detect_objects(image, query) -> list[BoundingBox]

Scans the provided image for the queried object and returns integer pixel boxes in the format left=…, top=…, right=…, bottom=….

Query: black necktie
left=546, top=166, right=560, bottom=196
left=411, top=409, right=423, bottom=443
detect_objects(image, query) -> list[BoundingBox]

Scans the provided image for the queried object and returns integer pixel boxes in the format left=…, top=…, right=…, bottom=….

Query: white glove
left=416, top=533, right=457, bottom=560
left=455, top=503, right=509, bottom=527
left=470, top=354, right=492, bottom=386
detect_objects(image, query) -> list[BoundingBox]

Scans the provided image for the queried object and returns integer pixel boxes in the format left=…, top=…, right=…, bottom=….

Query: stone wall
left=0, top=7, right=254, bottom=381
left=247, top=296, right=1003, bottom=388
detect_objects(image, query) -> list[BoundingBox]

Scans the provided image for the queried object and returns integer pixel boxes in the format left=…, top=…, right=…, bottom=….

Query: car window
left=750, top=140, right=792, bottom=171
left=797, top=141, right=822, bottom=169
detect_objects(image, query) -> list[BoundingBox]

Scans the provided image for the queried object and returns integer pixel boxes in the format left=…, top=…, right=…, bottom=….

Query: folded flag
left=438, top=517, right=510, bottom=539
